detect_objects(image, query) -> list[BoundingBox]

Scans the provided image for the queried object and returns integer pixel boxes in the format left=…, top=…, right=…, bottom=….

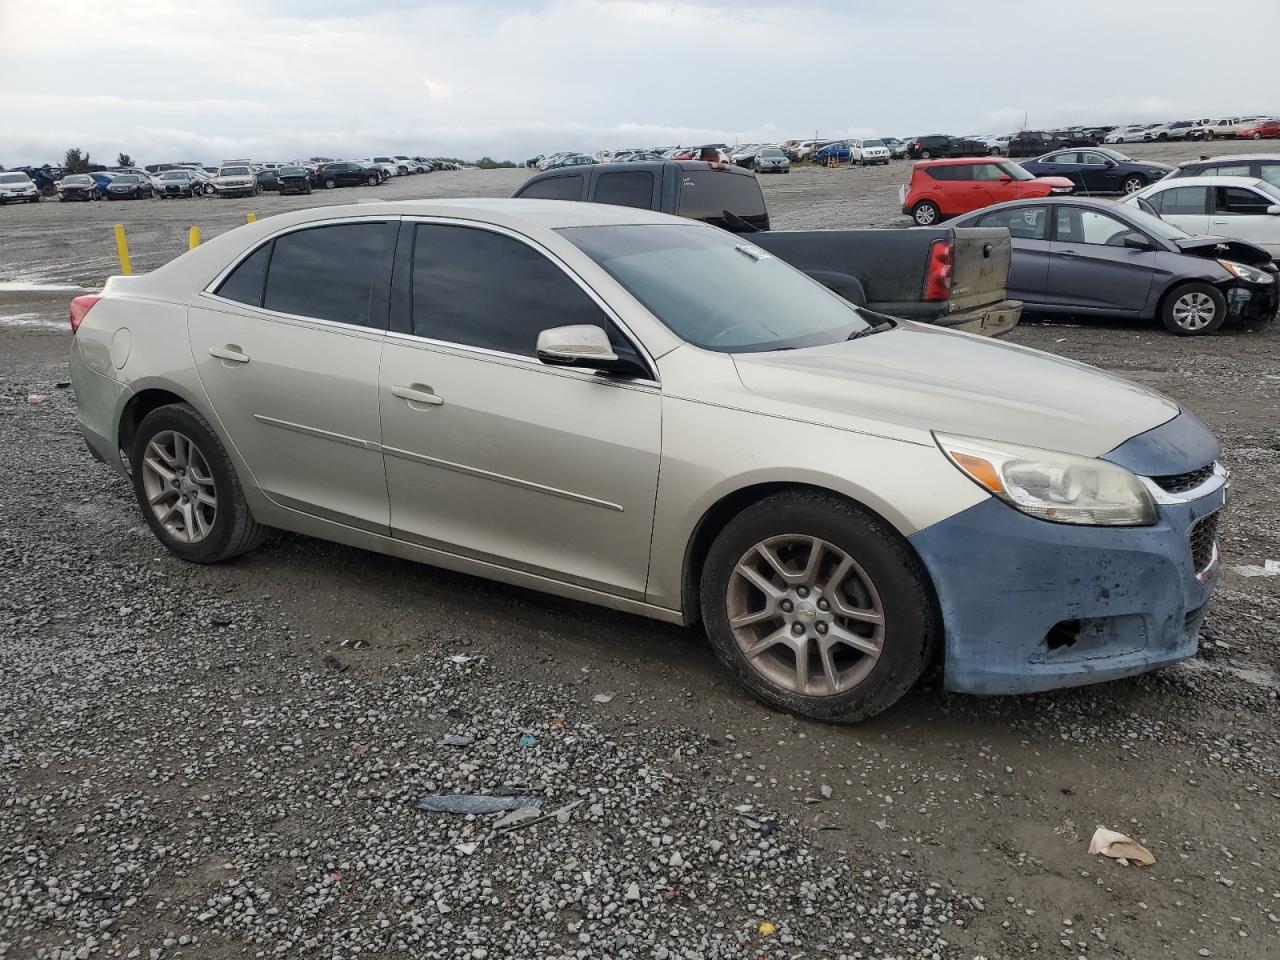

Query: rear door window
left=262, top=222, right=395, bottom=327
left=676, top=170, right=768, bottom=230
left=592, top=170, right=655, bottom=209
left=1258, top=164, right=1280, bottom=189
left=1151, top=185, right=1208, bottom=215
left=517, top=175, right=585, bottom=200
left=976, top=205, right=1048, bottom=240
left=1054, top=208, right=1131, bottom=245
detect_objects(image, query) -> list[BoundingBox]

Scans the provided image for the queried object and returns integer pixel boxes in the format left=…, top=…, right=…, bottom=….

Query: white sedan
left=1125, top=175, right=1280, bottom=259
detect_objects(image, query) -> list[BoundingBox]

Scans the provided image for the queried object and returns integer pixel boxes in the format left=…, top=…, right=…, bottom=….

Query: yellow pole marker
left=188, top=226, right=202, bottom=250
left=113, top=224, right=132, bottom=275
left=246, top=213, right=257, bottom=224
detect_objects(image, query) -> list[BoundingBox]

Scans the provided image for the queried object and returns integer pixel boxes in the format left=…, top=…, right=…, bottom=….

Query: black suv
left=511, top=160, right=769, bottom=232
left=1164, top=154, right=1280, bottom=187
left=905, top=135, right=986, bottom=160
left=1007, top=130, right=1098, bottom=158
left=314, top=162, right=382, bottom=189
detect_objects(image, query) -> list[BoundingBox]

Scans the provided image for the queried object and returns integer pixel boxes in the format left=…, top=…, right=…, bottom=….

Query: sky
left=1, top=0, right=1277, bottom=167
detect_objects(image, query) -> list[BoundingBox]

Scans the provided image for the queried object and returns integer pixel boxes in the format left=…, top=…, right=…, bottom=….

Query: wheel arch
left=678, top=480, right=939, bottom=628
left=118, top=382, right=205, bottom=461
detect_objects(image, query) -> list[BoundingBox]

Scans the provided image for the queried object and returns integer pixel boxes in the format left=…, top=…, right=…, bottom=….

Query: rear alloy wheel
left=700, top=492, right=937, bottom=722
left=920, top=149, right=933, bottom=159
left=1122, top=175, right=1146, bottom=194
left=1162, top=282, right=1226, bottom=336
left=131, top=403, right=268, bottom=563
left=324, top=178, right=337, bottom=189
left=912, top=200, right=941, bottom=226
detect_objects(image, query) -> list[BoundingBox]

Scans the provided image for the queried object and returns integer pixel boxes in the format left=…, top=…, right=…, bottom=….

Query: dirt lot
left=1, top=140, right=1278, bottom=960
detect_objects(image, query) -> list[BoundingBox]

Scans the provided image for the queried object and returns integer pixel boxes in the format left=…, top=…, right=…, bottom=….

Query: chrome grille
left=1153, top=463, right=1215, bottom=495
left=1188, top=511, right=1219, bottom=576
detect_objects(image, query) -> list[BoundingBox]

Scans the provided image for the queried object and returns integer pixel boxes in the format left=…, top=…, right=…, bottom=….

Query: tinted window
left=215, top=242, right=272, bottom=306
left=263, top=223, right=394, bottom=326
left=1212, top=164, right=1252, bottom=177
left=676, top=170, right=767, bottom=229
left=976, top=205, right=1048, bottom=240
left=1152, top=185, right=1207, bottom=215
left=1049, top=152, right=1079, bottom=164
left=519, top=175, right=585, bottom=200
left=410, top=223, right=640, bottom=366
left=925, top=165, right=969, bottom=181
left=1259, top=164, right=1280, bottom=189
left=1079, top=152, right=1108, bottom=166
left=1054, top=208, right=1132, bottom=245
left=1215, top=187, right=1271, bottom=215
left=969, top=163, right=1006, bottom=181
left=593, top=171, right=654, bottom=209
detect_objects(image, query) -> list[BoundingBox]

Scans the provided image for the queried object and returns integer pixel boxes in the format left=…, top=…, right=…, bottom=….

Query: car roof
left=1178, top=154, right=1280, bottom=167
left=960, top=196, right=1127, bottom=212
left=916, top=157, right=1003, bottom=166
left=1149, top=175, right=1268, bottom=188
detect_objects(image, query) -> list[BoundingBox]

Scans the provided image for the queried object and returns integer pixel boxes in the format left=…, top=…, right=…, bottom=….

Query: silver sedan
left=69, top=199, right=1226, bottom=721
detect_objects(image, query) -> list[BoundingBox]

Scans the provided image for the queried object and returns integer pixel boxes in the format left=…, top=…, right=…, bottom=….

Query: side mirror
left=1104, top=159, right=1117, bottom=167
left=1268, top=205, right=1280, bottom=216
left=536, top=324, right=642, bottom=377
left=998, top=174, right=1013, bottom=183
left=1123, top=233, right=1155, bottom=251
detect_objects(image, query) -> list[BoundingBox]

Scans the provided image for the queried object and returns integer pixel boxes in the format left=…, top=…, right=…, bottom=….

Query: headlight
left=1218, top=259, right=1274, bottom=284
left=934, top=433, right=1157, bottom=526
left=1049, top=186, right=1073, bottom=194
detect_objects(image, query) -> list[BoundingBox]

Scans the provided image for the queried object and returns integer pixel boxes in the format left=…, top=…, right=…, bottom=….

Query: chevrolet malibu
left=69, top=200, right=1227, bottom=721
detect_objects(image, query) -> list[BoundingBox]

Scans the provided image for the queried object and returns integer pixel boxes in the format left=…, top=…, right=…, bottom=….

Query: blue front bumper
left=909, top=412, right=1226, bottom=695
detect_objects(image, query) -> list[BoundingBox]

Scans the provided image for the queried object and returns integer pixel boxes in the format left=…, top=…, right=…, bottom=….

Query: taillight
left=69, top=294, right=101, bottom=333
left=923, top=239, right=953, bottom=301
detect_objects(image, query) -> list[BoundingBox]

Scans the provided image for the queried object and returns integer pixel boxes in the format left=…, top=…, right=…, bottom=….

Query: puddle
left=0, top=312, right=64, bottom=329
left=0, top=281, right=86, bottom=292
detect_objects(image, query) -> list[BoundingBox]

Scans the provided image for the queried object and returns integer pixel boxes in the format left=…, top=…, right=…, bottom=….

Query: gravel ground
left=1, top=139, right=1278, bottom=960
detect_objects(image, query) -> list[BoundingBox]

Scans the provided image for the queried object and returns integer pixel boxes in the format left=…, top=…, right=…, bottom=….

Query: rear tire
left=920, top=149, right=933, bottom=159
left=366, top=175, right=378, bottom=186
left=1161, top=282, right=1226, bottom=336
left=324, top=178, right=337, bottom=189
left=912, top=200, right=941, bottom=226
left=130, top=403, right=269, bottom=563
left=699, top=491, right=937, bottom=723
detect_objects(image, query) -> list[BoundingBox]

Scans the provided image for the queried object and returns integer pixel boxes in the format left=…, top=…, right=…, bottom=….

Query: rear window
left=675, top=170, right=768, bottom=230
left=593, top=170, right=654, bottom=209
left=923, top=165, right=970, bottom=181
left=518, top=174, right=585, bottom=201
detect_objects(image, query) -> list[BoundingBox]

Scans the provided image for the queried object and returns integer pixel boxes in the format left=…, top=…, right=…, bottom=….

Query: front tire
left=131, top=403, right=268, bottom=563
left=1254, top=132, right=1263, bottom=140
left=1205, top=130, right=1215, bottom=140
left=1122, top=175, right=1146, bottom=194
left=700, top=491, right=937, bottom=723
left=912, top=200, right=941, bottom=226
left=366, top=174, right=378, bottom=186
left=1161, top=282, right=1226, bottom=336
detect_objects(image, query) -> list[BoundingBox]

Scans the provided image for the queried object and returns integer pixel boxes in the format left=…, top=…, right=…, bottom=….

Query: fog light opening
left=1046, top=619, right=1082, bottom=651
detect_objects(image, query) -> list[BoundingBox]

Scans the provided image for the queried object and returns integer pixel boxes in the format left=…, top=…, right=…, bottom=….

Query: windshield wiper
left=846, top=319, right=895, bottom=341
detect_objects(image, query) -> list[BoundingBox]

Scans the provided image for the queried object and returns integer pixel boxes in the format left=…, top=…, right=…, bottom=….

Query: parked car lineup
left=69, top=198, right=1231, bottom=722
left=951, top=197, right=1278, bottom=335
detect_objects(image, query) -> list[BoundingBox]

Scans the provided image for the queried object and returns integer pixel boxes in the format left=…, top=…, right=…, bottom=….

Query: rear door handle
left=209, top=345, right=250, bottom=364
left=1058, top=250, right=1078, bottom=258
left=391, top=384, right=445, bottom=407
left=1211, top=219, right=1228, bottom=224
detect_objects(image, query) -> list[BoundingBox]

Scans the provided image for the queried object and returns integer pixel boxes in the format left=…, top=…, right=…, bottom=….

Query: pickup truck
left=511, top=159, right=1020, bottom=336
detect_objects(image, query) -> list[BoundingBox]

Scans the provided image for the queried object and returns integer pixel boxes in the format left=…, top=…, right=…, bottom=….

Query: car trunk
left=946, top=227, right=1011, bottom=314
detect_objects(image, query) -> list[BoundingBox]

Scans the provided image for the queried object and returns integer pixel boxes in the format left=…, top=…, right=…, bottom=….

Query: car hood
left=1173, top=235, right=1274, bottom=266
left=1133, top=161, right=1174, bottom=173
left=1032, top=176, right=1076, bottom=188
left=729, top=322, right=1178, bottom=459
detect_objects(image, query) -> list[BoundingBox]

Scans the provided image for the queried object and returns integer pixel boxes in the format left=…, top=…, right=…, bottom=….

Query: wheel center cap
left=796, top=601, right=818, bottom=620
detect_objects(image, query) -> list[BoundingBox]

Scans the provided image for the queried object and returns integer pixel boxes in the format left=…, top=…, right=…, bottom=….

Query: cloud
left=2, top=0, right=1278, bottom=165
left=421, top=79, right=456, bottom=101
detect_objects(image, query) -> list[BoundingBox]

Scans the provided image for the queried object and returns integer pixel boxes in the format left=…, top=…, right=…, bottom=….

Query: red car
left=902, top=158, right=1074, bottom=225
left=1237, top=119, right=1280, bottom=140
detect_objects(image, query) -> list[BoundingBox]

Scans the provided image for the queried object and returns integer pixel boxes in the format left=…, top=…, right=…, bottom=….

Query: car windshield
left=221, top=166, right=250, bottom=176
left=761, top=148, right=785, bottom=158
left=114, top=175, right=139, bottom=183
left=161, top=172, right=187, bottom=179
left=64, top=175, right=91, bottom=184
left=998, top=161, right=1036, bottom=181
left=1125, top=203, right=1191, bottom=241
left=863, top=139, right=884, bottom=147
left=560, top=223, right=871, bottom=353
left=0, top=173, right=29, bottom=184
left=1251, top=180, right=1280, bottom=203
left=280, top=166, right=305, bottom=175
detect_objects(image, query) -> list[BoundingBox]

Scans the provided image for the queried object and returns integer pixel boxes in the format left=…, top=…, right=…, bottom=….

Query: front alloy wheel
left=1122, top=175, right=1145, bottom=194
left=700, top=491, right=937, bottom=722
left=726, top=536, right=884, bottom=696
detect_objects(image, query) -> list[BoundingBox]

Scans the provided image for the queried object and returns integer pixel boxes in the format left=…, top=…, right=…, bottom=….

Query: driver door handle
left=1058, top=249, right=1078, bottom=258
left=391, top=384, right=445, bottom=407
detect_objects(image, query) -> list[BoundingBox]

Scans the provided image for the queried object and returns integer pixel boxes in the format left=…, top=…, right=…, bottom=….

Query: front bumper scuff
left=910, top=412, right=1225, bottom=695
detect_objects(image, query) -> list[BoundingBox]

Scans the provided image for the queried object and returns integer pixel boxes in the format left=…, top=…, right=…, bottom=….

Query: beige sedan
left=69, top=199, right=1225, bottom=720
